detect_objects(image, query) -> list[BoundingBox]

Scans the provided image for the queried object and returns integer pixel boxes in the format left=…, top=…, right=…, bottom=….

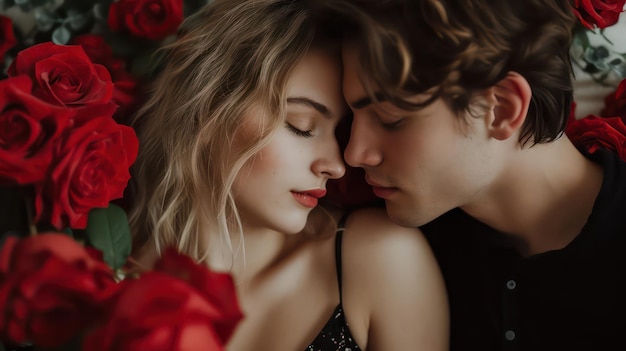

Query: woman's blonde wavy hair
left=129, top=0, right=324, bottom=263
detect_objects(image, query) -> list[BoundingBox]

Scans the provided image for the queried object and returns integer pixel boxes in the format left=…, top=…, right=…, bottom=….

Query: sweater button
left=505, top=330, right=516, bottom=341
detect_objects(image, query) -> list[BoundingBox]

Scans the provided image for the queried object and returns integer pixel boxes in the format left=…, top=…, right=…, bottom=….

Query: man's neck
left=460, top=137, right=604, bottom=257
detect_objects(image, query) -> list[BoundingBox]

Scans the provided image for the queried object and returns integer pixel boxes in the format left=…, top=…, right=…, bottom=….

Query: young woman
left=129, top=0, right=448, bottom=350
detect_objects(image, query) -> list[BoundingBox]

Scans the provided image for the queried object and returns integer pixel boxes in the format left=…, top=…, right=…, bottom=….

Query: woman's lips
left=291, top=189, right=326, bottom=208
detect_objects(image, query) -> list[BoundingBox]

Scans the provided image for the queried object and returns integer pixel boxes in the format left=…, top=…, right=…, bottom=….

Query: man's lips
left=370, top=186, right=398, bottom=198
left=365, top=177, right=391, bottom=189
left=365, top=178, right=398, bottom=199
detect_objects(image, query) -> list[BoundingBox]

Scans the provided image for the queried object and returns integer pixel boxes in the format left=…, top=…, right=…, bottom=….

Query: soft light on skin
left=232, top=47, right=347, bottom=236
left=341, top=45, right=510, bottom=228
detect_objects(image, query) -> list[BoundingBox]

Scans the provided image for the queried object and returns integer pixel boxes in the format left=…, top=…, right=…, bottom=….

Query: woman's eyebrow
left=287, top=97, right=332, bottom=119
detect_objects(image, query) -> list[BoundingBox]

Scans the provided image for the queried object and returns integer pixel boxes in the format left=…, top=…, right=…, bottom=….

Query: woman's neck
left=206, top=225, right=304, bottom=284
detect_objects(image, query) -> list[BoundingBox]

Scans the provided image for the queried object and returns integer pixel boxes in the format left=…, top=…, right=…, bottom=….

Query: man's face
left=341, top=46, right=505, bottom=227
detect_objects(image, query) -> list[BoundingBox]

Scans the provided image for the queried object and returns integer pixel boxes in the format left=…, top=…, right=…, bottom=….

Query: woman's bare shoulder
left=341, top=207, right=449, bottom=350
left=340, top=207, right=439, bottom=280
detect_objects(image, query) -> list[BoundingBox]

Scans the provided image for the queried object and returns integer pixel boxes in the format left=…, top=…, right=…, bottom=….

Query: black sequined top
left=305, top=219, right=361, bottom=351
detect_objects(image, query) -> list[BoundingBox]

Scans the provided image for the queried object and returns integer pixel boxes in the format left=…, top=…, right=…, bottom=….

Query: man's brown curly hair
left=313, top=0, right=577, bottom=144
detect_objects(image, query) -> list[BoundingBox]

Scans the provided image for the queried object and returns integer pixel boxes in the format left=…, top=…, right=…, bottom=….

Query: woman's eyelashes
left=286, top=123, right=314, bottom=138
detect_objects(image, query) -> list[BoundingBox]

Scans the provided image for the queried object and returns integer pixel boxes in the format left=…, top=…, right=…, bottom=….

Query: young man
left=314, top=0, right=626, bottom=350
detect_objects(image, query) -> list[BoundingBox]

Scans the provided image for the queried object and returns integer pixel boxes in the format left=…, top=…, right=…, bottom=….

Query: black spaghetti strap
left=335, top=213, right=350, bottom=303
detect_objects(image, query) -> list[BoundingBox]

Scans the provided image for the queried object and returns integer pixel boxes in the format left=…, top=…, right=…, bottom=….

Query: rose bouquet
left=566, top=1, right=626, bottom=158
left=570, top=0, right=626, bottom=86
left=566, top=79, right=626, bottom=158
left=0, top=1, right=243, bottom=350
left=1, top=0, right=210, bottom=123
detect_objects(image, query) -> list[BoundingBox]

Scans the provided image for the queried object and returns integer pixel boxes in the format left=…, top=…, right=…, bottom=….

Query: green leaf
left=66, top=10, right=92, bottom=31
left=34, top=6, right=57, bottom=32
left=573, top=27, right=591, bottom=49
left=84, top=204, right=132, bottom=270
left=62, top=226, right=74, bottom=237
left=93, top=2, right=108, bottom=21
left=52, top=25, right=71, bottom=45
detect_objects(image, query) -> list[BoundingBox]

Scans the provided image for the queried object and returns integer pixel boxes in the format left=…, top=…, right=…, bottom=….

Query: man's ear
left=486, top=72, right=531, bottom=140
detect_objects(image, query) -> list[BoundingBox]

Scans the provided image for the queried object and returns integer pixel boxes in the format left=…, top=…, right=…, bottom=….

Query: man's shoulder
left=585, top=149, right=626, bottom=218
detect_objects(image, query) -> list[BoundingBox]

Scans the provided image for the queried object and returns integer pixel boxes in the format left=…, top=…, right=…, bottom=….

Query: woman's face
left=233, top=48, right=347, bottom=234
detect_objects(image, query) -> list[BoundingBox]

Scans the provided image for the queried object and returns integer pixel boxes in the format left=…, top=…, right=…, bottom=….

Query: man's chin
left=385, top=202, right=442, bottom=228
left=385, top=208, right=424, bottom=228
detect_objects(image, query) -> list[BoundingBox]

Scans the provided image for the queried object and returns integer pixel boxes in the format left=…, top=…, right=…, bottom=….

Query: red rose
left=107, top=0, right=184, bottom=41
left=7, top=42, right=114, bottom=107
left=35, top=104, right=139, bottom=229
left=0, top=233, right=118, bottom=348
left=601, top=78, right=626, bottom=121
left=70, top=34, right=115, bottom=68
left=573, top=0, right=626, bottom=29
left=0, top=15, right=17, bottom=59
left=153, top=249, right=243, bottom=344
left=111, top=75, right=142, bottom=123
left=82, top=250, right=243, bottom=351
left=69, top=35, right=142, bottom=123
left=565, top=113, right=626, bottom=160
left=0, top=76, right=74, bottom=185
left=107, top=60, right=142, bottom=124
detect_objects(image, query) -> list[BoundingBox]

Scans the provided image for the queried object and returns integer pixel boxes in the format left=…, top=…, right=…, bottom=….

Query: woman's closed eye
left=286, top=123, right=314, bottom=138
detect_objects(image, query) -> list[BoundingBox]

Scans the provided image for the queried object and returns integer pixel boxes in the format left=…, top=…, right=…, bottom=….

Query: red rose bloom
left=7, top=42, right=114, bottom=107
left=573, top=0, right=626, bottom=29
left=106, top=60, right=142, bottom=124
left=601, top=78, right=626, bottom=121
left=565, top=113, right=626, bottom=160
left=70, top=34, right=115, bottom=69
left=107, top=0, right=184, bottom=41
left=153, top=249, right=243, bottom=344
left=82, top=250, right=243, bottom=351
left=0, top=15, right=17, bottom=59
left=0, top=76, right=74, bottom=185
left=35, top=103, right=139, bottom=230
left=0, top=233, right=118, bottom=348
left=111, top=74, right=142, bottom=124
left=69, top=35, right=142, bottom=123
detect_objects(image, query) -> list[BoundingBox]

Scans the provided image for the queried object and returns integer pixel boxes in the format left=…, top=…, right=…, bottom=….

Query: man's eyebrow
left=287, top=97, right=331, bottom=118
left=350, top=92, right=386, bottom=110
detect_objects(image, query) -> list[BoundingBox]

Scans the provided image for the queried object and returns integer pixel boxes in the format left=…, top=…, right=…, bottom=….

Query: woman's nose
left=313, top=139, right=346, bottom=180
